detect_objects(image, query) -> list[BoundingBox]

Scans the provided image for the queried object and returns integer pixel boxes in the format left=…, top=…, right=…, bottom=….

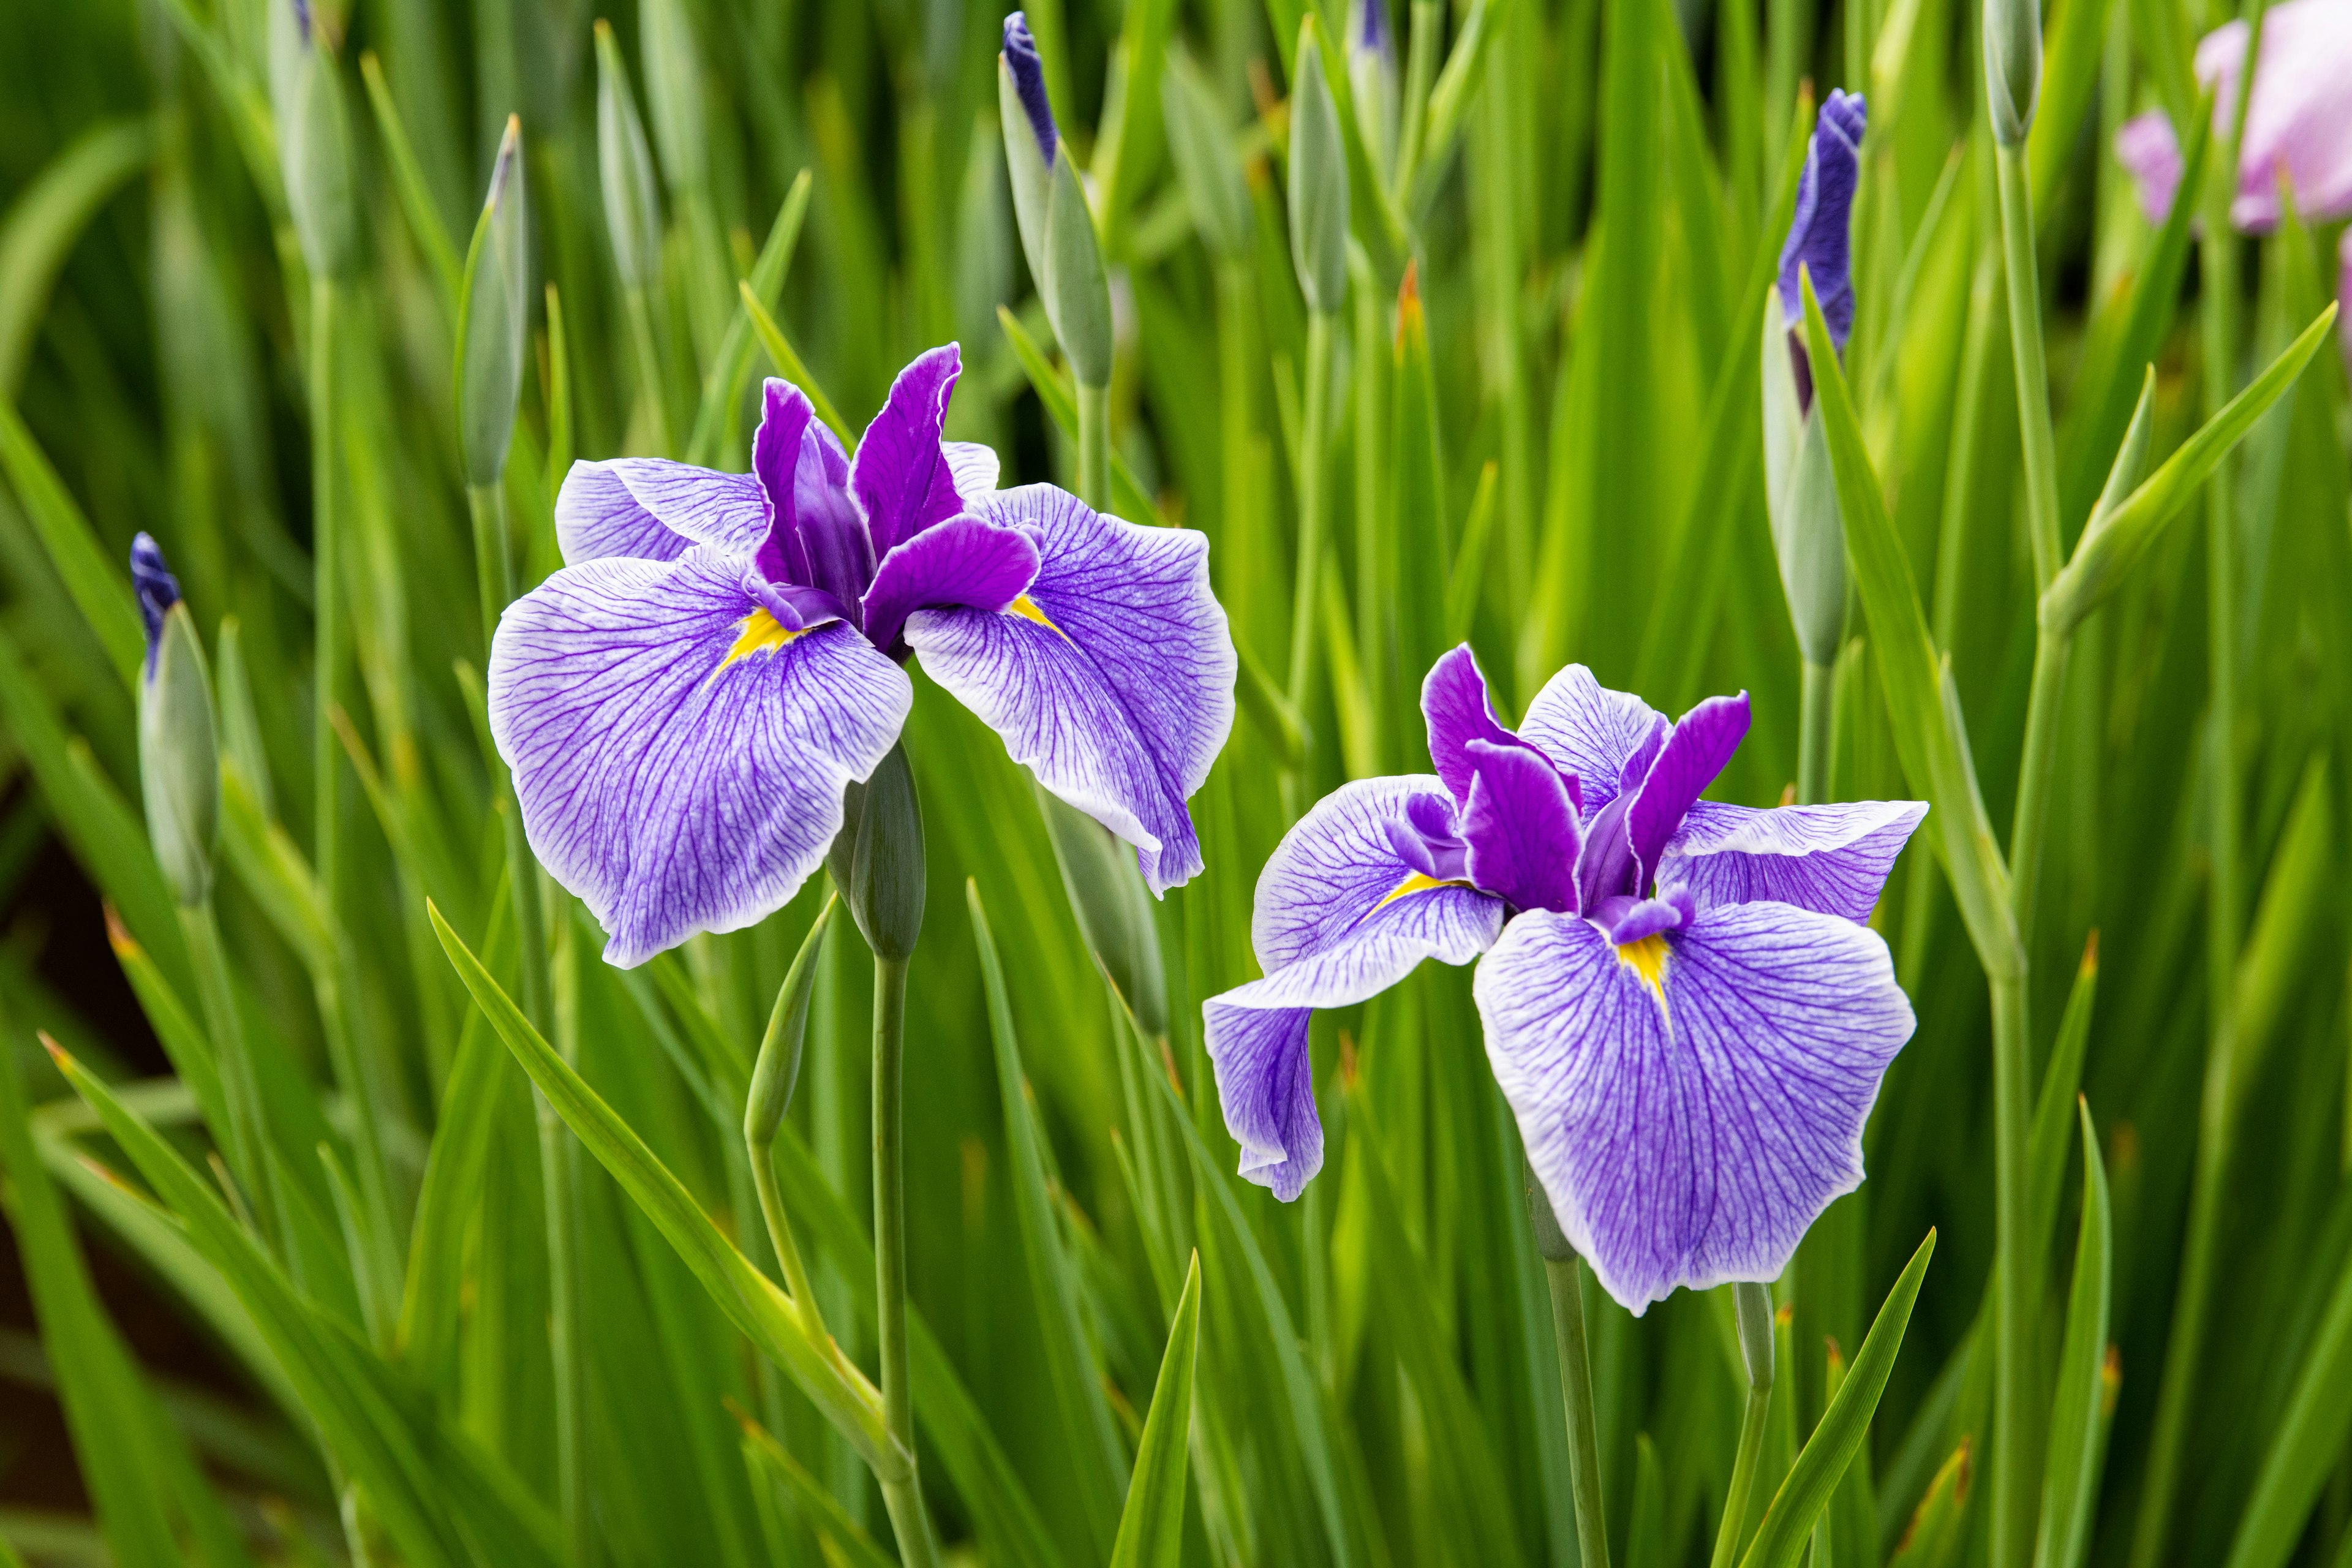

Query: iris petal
left=1662, top=799, right=1928, bottom=924
left=1518, top=663, right=1667, bottom=816
left=861, top=513, right=1041, bottom=653
left=1476, top=901, right=1915, bottom=1314
left=853, top=345, right=972, bottom=557
left=1626, top=692, right=1751, bottom=884
left=489, top=549, right=911, bottom=967
left=905, top=484, right=1234, bottom=894
left=1460, top=739, right=1582, bottom=914
left=554, top=458, right=769, bottom=565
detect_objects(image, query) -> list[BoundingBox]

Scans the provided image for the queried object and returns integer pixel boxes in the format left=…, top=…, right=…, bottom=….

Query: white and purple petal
left=1518, top=663, right=1668, bottom=815
left=1477, top=902, right=1915, bottom=1314
left=906, top=484, right=1235, bottom=894
left=1207, top=775, right=1505, bottom=1199
left=853, top=344, right=970, bottom=557
left=488, top=549, right=912, bottom=967
left=553, top=458, right=769, bottom=565
left=1626, top=692, right=1751, bottom=880
left=1661, top=799, right=1928, bottom=924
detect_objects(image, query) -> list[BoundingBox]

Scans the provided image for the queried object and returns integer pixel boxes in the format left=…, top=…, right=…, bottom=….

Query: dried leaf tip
left=2079, top=927, right=2100, bottom=977
left=102, top=903, right=138, bottom=957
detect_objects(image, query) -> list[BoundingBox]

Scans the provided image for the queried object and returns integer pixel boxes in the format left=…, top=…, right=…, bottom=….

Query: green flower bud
left=1761, top=287, right=1847, bottom=668
left=1035, top=788, right=1167, bottom=1038
left=1161, top=49, right=1253, bottom=260
left=268, top=0, right=363, bottom=281
left=998, top=51, right=1052, bottom=292
left=1042, top=155, right=1114, bottom=390
left=132, top=537, right=218, bottom=908
left=746, top=895, right=836, bottom=1147
left=1286, top=21, right=1350, bottom=316
left=1983, top=0, right=2041, bottom=146
left=827, top=742, right=925, bottom=963
left=595, top=20, right=665, bottom=290
left=457, top=116, right=530, bottom=490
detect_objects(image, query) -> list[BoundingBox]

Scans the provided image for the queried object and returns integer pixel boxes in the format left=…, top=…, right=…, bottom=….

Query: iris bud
left=1761, top=287, right=1847, bottom=668
left=1162, top=50, right=1253, bottom=260
left=1035, top=788, right=1167, bottom=1038
left=458, top=116, right=530, bottom=490
left=828, top=742, right=925, bottom=963
left=1349, top=0, right=1398, bottom=175
left=595, top=21, right=665, bottom=291
left=1287, top=21, right=1350, bottom=316
left=132, top=536, right=219, bottom=908
left=1984, top=0, right=2041, bottom=146
left=1000, top=13, right=1056, bottom=293
left=746, top=896, right=835, bottom=1146
left=1042, top=156, right=1114, bottom=390
left=268, top=0, right=363, bottom=281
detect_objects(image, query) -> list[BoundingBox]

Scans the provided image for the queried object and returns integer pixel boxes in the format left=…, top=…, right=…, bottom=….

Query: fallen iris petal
left=903, top=484, right=1233, bottom=894
left=488, top=549, right=911, bottom=967
left=1476, top=900, right=1915, bottom=1314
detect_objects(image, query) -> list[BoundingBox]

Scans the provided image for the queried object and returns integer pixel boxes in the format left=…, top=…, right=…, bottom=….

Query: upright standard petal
left=489, top=550, right=912, bottom=967
left=1477, top=902, right=1915, bottom=1313
left=906, top=484, right=1235, bottom=894
left=853, top=345, right=971, bottom=557
left=1422, top=644, right=1539, bottom=804
left=1207, top=775, right=1505, bottom=1199
left=1662, top=799, right=1927, bottom=924
left=1460, top=741, right=1581, bottom=915
left=752, top=379, right=875, bottom=612
left=554, top=458, right=768, bottom=565
left=1518, top=663, right=1667, bottom=815
left=1626, top=692, right=1751, bottom=881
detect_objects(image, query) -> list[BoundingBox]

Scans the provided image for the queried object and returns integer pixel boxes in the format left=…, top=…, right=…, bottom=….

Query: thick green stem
left=2008, top=626, right=2071, bottom=951
left=1797, top=660, right=1834, bottom=807
left=311, top=276, right=343, bottom=933
left=179, top=899, right=275, bottom=1242
left=1709, top=1281, right=1777, bottom=1568
left=1545, top=1256, right=1612, bottom=1568
left=624, top=282, right=674, bottom=459
left=1989, top=965, right=2037, bottom=1568
left=872, top=955, right=941, bottom=1568
left=1076, top=378, right=1112, bottom=513
left=1287, top=310, right=1337, bottom=714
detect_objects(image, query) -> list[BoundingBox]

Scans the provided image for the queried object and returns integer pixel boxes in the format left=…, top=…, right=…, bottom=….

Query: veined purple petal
left=1476, top=901, right=1915, bottom=1313
left=488, top=549, right=911, bottom=967
left=751, top=379, right=876, bottom=615
left=2114, top=110, right=2187, bottom=224
left=854, top=345, right=971, bottom=558
left=1385, top=791, right=1469, bottom=882
left=906, top=484, right=1234, bottom=894
left=1662, top=799, right=1928, bottom=924
left=1002, top=12, right=1058, bottom=165
left=1422, top=644, right=1540, bottom=805
left=1461, top=740, right=1581, bottom=915
left=1777, top=90, right=1867, bottom=351
left=1518, top=663, right=1667, bottom=816
left=945, top=441, right=1001, bottom=500
left=1208, top=774, right=1504, bottom=1200
left=554, top=458, right=767, bottom=565
left=1592, top=893, right=1690, bottom=945
left=862, top=514, right=1041, bottom=652
left=1627, top=693, right=1751, bottom=884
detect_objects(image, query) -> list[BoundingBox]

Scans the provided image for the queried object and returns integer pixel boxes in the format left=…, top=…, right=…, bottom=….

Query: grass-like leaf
left=2034, top=1100, right=2113, bottom=1568
left=1109, top=1250, right=1202, bottom=1568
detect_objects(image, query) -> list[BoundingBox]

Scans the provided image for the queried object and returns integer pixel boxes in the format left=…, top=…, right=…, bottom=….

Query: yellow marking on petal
left=1616, top=932, right=1670, bottom=1009
left=718, top=608, right=805, bottom=671
left=1370, top=870, right=1466, bottom=915
left=1008, top=593, right=1074, bottom=644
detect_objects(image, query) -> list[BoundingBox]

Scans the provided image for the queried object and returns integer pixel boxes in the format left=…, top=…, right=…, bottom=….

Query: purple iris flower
left=1776, top=90, right=1867, bottom=405
left=130, top=532, right=182, bottom=676
left=1204, top=646, right=1926, bottom=1313
left=491, top=344, right=1235, bottom=967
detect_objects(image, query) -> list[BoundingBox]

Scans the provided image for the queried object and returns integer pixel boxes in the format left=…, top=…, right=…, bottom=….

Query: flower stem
left=1709, top=1281, right=1777, bottom=1568
left=1076, top=378, right=1111, bottom=513
left=1796, top=659, right=1834, bottom=807
left=1287, top=309, right=1337, bottom=715
left=1545, top=1256, right=1612, bottom=1568
left=542, top=911, right=592, bottom=1567
left=1989, top=963, right=2037, bottom=1568
left=179, top=897, right=276, bottom=1243
left=310, top=275, right=344, bottom=942
left=872, top=954, right=941, bottom=1568
left=2007, top=626, right=2070, bottom=950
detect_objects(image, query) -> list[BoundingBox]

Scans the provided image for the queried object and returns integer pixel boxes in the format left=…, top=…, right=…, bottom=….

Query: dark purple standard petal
left=129, top=532, right=180, bottom=676
left=1422, top=644, right=1548, bottom=805
left=1476, top=900, right=1915, bottom=1314
left=1206, top=775, right=1506, bottom=1199
left=487, top=549, right=912, bottom=967
left=1460, top=740, right=1582, bottom=915
left=853, top=345, right=971, bottom=558
left=1777, top=90, right=1868, bottom=352
left=1626, top=692, right=1751, bottom=884
left=1385, top=791, right=1471, bottom=881
left=861, top=514, right=1041, bottom=652
left=750, top=379, right=875, bottom=617
left=905, top=484, right=1234, bottom=894
left=1002, top=12, right=1058, bottom=165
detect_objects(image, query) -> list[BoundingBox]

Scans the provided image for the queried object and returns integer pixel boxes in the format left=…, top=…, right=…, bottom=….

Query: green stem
left=1709, top=1281, right=1776, bottom=1568
left=872, top=954, right=941, bottom=1568
left=1797, top=659, right=1834, bottom=807
left=625, top=282, right=674, bottom=459
left=2008, top=625, right=2071, bottom=951
left=311, top=275, right=342, bottom=934
left=1989, top=965, right=2037, bottom=1568
left=179, top=898, right=275, bottom=1242
left=1287, top=311, right=1336, bottom=715
left=1545, top=1256, right=1612, bottom=1568
left=1076, top=379, right=1111, bottom=513
left=1994, top=145, right=2064, bottom=595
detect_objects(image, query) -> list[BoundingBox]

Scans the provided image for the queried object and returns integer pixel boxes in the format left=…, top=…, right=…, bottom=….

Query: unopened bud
left=1042, top=155, right=1114, bottom=389
left=1984, top=0, right=2041, bottom=146
left=269, top=0, right=363, bottom=280
left=132, top=535, right=217, bottom=907
left=458, top=116, right=531, bottom=489
left=1761, top=289, right=1847, bottom=667
left=827, top=742, right=925, bottom=962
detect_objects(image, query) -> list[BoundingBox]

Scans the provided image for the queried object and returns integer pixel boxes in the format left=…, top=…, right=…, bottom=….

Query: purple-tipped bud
left=290, top=0, right=312, bottom=43
left=1002, top=13, right=1058, bottom=165
left=1357, top=0, right=1393, bottom=62
left=1777, top=90, right=1868, bottom=356
left=130, top=532, right=181, bottom=676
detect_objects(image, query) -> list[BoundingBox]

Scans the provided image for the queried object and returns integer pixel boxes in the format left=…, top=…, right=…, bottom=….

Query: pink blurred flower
left=2114, top=0, right=2352, bottom=232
